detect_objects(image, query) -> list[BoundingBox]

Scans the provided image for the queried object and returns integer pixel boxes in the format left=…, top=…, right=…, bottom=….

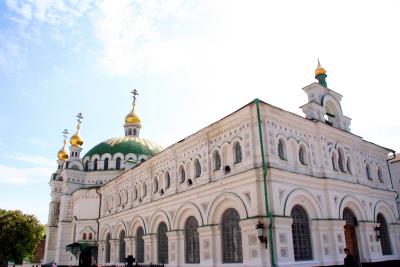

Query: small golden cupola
left=70, top=113, right=84, bottom=147
left=124, top=89, right=142, bottom=137
left=314, top=59, right=328, bottom=87
left=57, top=129, right=69, bottom=161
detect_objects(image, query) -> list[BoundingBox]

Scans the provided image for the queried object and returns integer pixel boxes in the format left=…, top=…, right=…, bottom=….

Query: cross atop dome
left=124, top=89, right=142, bottom=137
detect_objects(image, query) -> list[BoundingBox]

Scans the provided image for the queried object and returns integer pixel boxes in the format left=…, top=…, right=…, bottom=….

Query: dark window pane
left=221, top=208, right=243, bottom=263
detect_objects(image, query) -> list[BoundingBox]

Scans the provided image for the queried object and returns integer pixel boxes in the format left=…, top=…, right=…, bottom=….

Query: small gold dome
left=57, top=140, right=69, bottom=161
left=125, top=108, right=141, bottom=124
left=315, top=59, right=326, bottom=76
left=70, top=125, right=83, bottom=147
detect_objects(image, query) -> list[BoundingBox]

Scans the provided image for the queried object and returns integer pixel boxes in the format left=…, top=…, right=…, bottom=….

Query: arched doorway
left=343, top=208, right=360, bottom=262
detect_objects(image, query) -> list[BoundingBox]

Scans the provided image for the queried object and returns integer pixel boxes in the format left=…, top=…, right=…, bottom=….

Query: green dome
left=84, top=136, right=162, bottom=159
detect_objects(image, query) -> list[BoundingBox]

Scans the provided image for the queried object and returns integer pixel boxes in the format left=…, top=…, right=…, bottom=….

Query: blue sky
left=1, top=0, right=399, bottom=224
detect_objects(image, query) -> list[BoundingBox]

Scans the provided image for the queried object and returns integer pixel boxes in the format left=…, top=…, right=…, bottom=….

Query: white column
left=274, top=216, right=293, bottom=266
left=357, top=221, right=376, bottom=263
left=240, top=218, right=269, bottom=267
left=97, top=240, right=105, bottom=265
left=143, top=234, right=156, bottom=264
left=110, top=239, right=119, bottom=264
left=198, top=225, right=218, bottom=266
left=166, top=230, right=182, bottom=267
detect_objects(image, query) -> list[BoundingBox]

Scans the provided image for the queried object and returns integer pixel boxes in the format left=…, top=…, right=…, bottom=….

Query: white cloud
left=0, top=164, right=51, bottom=185
left=4, top=154, right=55, bottom=168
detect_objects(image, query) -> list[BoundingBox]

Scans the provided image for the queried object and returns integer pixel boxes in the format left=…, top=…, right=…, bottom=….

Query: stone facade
left=44, top=80, right=400, bottom=267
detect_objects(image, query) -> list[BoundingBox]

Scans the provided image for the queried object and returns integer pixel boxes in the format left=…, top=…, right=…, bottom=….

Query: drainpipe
left=255, top=98, right=276, bottom=267
left=386, top=150, right=396, bottom=190
left=96, top=188, right=102, bottom=261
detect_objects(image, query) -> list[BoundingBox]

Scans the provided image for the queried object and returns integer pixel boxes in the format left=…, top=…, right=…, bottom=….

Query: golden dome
left=70, top=125, right=83, bottom=147
left=315, top=59, right=326, bottom=76
left=57, top=140, right=69, bottom=161
left=125, top=107, right=141, bottom=124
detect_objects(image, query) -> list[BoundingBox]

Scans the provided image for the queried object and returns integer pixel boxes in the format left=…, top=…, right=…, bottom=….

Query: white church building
left=43, top=63, right=400, bottom=267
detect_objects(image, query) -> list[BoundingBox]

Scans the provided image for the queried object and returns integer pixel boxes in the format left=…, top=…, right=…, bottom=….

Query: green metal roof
left=84, top=136, right=163, bottom=159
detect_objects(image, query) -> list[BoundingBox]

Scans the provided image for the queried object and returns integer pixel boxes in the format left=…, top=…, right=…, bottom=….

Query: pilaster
left=166, top=230, right=183, bottom=267
left=198, top=225, right=217, bottom=266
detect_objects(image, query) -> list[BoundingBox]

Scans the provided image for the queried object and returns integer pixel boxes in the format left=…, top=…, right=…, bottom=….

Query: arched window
left=338, top=149, right=345, bottom=172
left=194, top=159, right=201, bottom=178
left=291, top=205, right=312, bottom=261
left=332, top=154, right=338, bottom=171
left=104, top=158, right=109, bottom=170
left=299, top=146, right=307, bottom=165
left=234, top=143, right=242, bottom=163
left=83, top=233, right=87, bottom=240
left=134, top=186, right=138, bottom=200
left=116, top=157, right=121, bottom=170
left=93, top=159, right=98, bottom=171
left=128, top=128, right=132, bottom=136
left=378, top=167, right=383, bottom=182
left=88, top=233, right=93, bottom=240
left=133, top=129, right=137, bottom=136
left=85, top=161, right=89, bottom=171
left=136, top=227, right=145, bottom=263
left=278, top=139, right=286, bottom=160
left=142, top=182, right=147, bottom=197
left=119, top=230, right=126, bottom=262
left=185, top=216, right=200, bottom=263
left=366, top=163, right=372, bottom=180
left=214, top=150, right=221, bottom=171
left=105, top=233, right=111, bottom=263
left=179, top=165, right=185, bottom=183
left=221, top=208, right=243, bottom=263
left=165, top=171, right=170, bottom=188
left=377, top=213, right=392, bottom=255
left=346, top=157, right=352, bottom=175
left=157, top=222, right=168, bottom=264
left=153, top=177, right=159, bottom=193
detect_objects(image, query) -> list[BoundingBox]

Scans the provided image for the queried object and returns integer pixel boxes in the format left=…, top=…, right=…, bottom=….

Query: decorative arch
left=90, top=154, right=101, bottom=162
left=101, top=224, right=113, bottom=239
left=321, top=94, right=343, bottom=115
left=172, top=202, right=204, bottom=229
left=114, top=221, right=128, bottom=238
left=149, top=210, right=171, bottom=233
left=283, top=188, right=323, bottom=218
left=338, top=195, right=367, bottom=221
left=373, top=200, right=397, bottom=223
left=128, top=215, right=147, bottom=236
left=112, top=152, right=124, bottom=160
left=125, top=153, right=138, bottom=161
left=207, top=192, right=248, bottom=225
left=100, top=153, right=112, bottom=161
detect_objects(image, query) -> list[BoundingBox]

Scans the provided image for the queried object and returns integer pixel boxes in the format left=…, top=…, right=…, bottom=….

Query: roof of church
left=84, top=136, right=163, bottom=159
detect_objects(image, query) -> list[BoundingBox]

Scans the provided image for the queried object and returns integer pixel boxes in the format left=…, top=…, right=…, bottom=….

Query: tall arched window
left=142, top=182, right=147, bottom=197
left=157, top=222, right=168, bottom=264
left=366, top=163, right=372, bottom=180
left=214, top=151, right=221, bottom=171
left=119, top=230, right=126, bottom=262
left=299, top=146, right=307, bottom=165
left=185, top=216, right=200, bottom=263
left=105, top=233, right=111, bottom=263
left=346, top=157, right=352, bottom=175
left=104, top=158, right=109, bottom=170
left=85, top=161, right=89, bottom=171
left=291, top=205, right=312, bottom=261
left=377, top=213, right=392, bottom=255
left=332, top=154, right=338, bottom=171
left=234, top=143, right=242, bottom=163
left=134, top=186, right=138, bottom=200
left=154, top=177, right=159, bottom=193
left=179, top=165, right=185, bottom=183
left=194, top=159, right=201, bottom=178
left=116, top=157, right=121, bottom=169
left=338, top=149, right=345, bottom=172
left=93, top=159, right=98, bottom=171
left=278, top=139, right=286, bottom=160
left=136, top=227, right=145, bottom=263
left=378, top=167, right=383, bottom=182
left=83, top=233, right=87, bottom=240
left=88, top=233, right=93, bottom=240
left=165, top=171, right=170, bottom=188
left=221, top=208, right=243, bottom=263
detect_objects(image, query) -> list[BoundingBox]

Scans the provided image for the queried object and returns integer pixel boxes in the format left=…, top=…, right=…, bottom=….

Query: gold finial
left=70, top=113, right=84, bottom=147
left=315, top=58, right=327, bottom=76
left=124, top=89, right=141, bottom=124
left=57, top=129, right=69, bottom=161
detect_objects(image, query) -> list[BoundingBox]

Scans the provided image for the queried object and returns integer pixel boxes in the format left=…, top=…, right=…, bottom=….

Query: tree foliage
left=0, top=209, right=45, bottom=264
